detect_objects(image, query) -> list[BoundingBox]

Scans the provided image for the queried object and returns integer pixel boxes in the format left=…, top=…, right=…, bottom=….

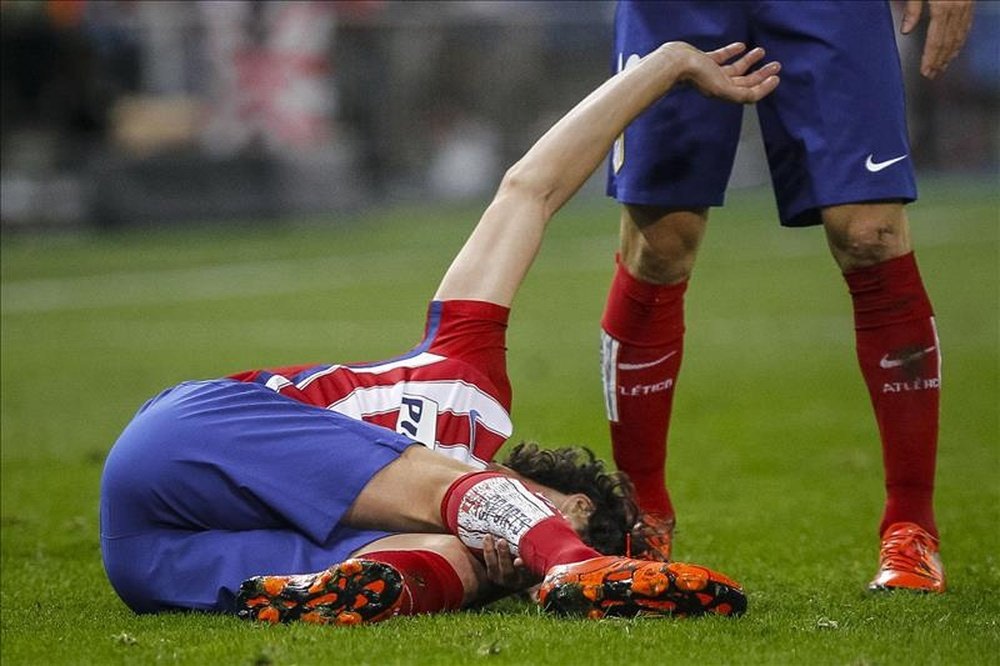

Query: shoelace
left=880, top=529, right=938, bottom=576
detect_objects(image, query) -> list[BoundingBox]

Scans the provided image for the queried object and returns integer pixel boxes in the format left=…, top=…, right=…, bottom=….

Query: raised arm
left=433, top=42, right=780, bottom=306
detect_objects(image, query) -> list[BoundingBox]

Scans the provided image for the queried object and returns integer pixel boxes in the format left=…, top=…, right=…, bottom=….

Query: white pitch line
left=3, top=259, right=329, bottom=314
left=0, top=237, right=615, bottom=315
left=1, top=227, right=975, bottom=315
left=0, top=252, right=419, bottom=315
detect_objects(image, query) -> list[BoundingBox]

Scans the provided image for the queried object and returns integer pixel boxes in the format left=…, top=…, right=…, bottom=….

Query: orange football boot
left=236, top=559, right=405, bottom=625
left=630, top=513, right=676, bottom=562
left=868, top=522, right=946, bottom=593
left=537, top=555, right=746, bottom=619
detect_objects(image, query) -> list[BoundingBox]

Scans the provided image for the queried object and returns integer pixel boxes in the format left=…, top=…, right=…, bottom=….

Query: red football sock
left=362, top=550, right=464, bottom=615
left=440, top=471, right=600, bottom=576
left=844, top=252, right=940, bottom=538
left=601, top=257, right=686, bottom=518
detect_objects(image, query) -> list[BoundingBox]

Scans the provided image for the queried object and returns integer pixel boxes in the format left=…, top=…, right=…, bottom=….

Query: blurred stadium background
left=1, top=5, right=997, bottom=662
left=1, top=0, right=997, bottom=231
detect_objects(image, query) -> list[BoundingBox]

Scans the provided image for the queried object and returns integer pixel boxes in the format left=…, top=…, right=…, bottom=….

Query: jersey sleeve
left=423, top=299, right=512, bottom=410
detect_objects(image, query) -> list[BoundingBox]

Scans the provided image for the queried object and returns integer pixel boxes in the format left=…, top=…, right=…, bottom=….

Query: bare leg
left=619, top=205, right=708, bottom=284
left=342, top=445, right=472, bottom=533
left=822, top=201, right=912, bottom=270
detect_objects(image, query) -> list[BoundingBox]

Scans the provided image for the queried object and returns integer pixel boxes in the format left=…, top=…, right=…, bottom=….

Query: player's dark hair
left=502, top=441, right=639, bottom=556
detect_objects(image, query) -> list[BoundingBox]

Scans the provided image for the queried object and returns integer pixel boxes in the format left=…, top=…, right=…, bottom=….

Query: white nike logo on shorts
left=879, top=345, right=936, bottom=369
left=617, top=350, right=677, bottom=371
left=865, top=153, right=908, bottom=173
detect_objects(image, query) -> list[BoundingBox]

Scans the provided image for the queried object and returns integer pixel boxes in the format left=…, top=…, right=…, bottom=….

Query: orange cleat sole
left=236, top=558, right=404, bottom=625
left=538, top=556, right=746, bottom=619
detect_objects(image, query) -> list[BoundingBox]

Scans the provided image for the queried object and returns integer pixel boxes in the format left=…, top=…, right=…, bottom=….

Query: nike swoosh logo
left=879, top=345, right=936, bottom=369
left=617, top=351, right=677, bottom=371
left=865, top=153, right=908, bottom=173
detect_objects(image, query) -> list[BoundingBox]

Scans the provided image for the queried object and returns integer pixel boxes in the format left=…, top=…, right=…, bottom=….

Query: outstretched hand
left=671, top=41, right=781, bottom=104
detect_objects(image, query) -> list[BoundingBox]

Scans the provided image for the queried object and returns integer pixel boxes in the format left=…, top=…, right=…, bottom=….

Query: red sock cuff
left=363, top=550, right=464, bottom=614
left=519, top=516, right=601, bottom=574
left=602, top=256, right=687, bottom=346
left=844, top=252, right=934, bottom=330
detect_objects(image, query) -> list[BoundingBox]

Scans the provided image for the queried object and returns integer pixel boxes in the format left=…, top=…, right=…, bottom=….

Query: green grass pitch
left=1, top=179, right=997, bottom=664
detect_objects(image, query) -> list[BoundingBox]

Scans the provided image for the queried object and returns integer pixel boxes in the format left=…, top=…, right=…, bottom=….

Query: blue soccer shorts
left=607, top=0, right=918, bottom=226
left=100, top=379, right=415, bottom=614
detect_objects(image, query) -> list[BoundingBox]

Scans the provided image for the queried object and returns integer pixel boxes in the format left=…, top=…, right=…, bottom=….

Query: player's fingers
left=706, top=41, right=747, bottom=65
left=494, top=539, right=516, bottom=584
left=742, top=74, right=780, bottom=103
left=734, top=60, right=781, bottom=88
left=921, top=2, right=974, bottom=79
left=757, top=74, right=781, bottom=99
left=921, top=20, right=953, bottom=78
left=723, top=46, right=766, bottom=76
left=493, top=537, right=508, bottom=566
left=482, top=535, right=501, bottom=582
left=922, top=8, right=953, bottom=78
left=901, top=0, right=923, bottom=34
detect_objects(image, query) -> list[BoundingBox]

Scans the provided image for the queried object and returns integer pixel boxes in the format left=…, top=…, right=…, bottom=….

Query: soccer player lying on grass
left=99, top=41, right=780, bottom=624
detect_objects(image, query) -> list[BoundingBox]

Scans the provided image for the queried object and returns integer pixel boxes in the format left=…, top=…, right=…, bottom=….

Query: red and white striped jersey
left=229, top=300, right=513, bottom=468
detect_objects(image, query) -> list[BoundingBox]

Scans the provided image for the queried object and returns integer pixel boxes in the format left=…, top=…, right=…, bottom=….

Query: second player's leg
left=752, top=1, right=943, bottom=590
left=601, top=206, right=708, bottom=560
left=604, top=2, right=745, bottom=560
left=821, top=201, right=944, bottom=592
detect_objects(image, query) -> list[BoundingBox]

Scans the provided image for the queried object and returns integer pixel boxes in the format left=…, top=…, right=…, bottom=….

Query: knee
left=822, top=202, right=912, bottom=271
left=619, top=205, right=707, bottom=284
left=625, top=240, right=695, bottom=285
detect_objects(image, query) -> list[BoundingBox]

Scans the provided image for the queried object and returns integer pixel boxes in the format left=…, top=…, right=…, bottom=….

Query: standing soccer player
left=601, top=0, right=973, bottom=592
left=100, top=41, right=780, bottom=624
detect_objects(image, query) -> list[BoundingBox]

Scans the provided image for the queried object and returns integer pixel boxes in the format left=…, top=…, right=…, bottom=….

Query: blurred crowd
left=1, top=0, right=996, bottom=228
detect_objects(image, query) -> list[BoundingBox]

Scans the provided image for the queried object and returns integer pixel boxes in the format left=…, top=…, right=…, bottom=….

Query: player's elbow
left=496, top=160, right=559, bottom=220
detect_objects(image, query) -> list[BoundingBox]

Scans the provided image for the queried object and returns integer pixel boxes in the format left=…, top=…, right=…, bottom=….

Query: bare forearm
left=506, top=43, right=691, bottom=219
left=431, top=46, right=690, bottom=306
left=433, top=42, right=777, bottom=306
